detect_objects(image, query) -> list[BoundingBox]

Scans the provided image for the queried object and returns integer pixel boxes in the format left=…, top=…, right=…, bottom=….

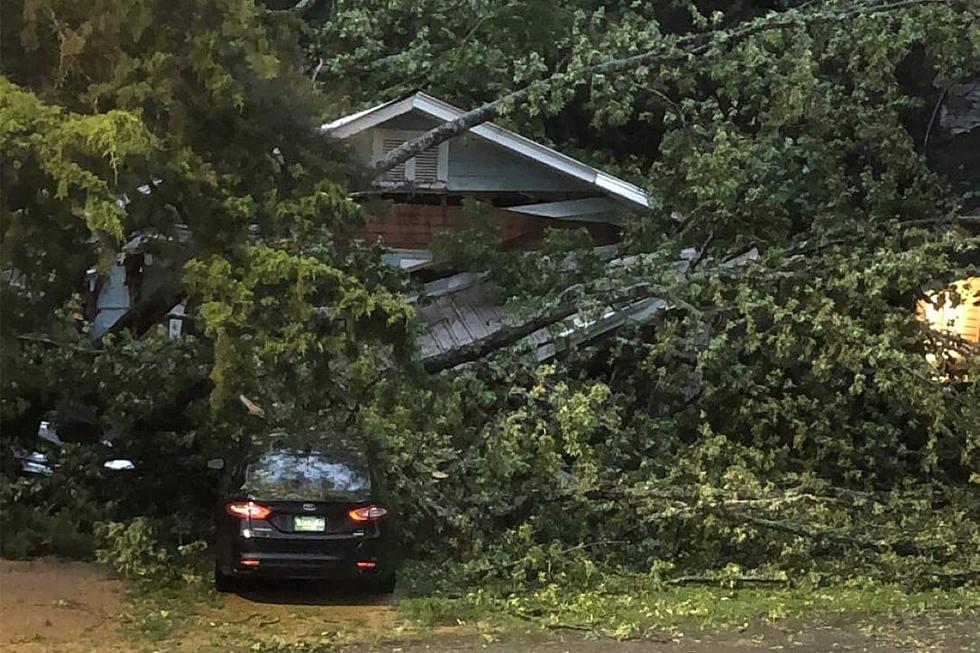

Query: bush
left=96, top=517, right=208, bottom=584
left=0, top=503, right=97, bottom=560
left=0, top=462, right=101, bottom=560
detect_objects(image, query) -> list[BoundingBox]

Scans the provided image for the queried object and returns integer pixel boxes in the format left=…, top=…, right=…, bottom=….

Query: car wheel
left=214, top=565, right=237, bottom=593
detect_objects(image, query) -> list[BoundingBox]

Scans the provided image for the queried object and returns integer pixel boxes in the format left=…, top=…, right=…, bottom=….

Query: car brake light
left=226, top=501, right=272, bottom=520
left=348, top=505, right=388, bottom=522
left=241, top=559, right=261, bottom=567
left=356, top=560, right=377, bottom=569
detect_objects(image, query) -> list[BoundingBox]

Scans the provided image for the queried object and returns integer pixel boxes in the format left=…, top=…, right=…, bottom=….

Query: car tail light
left=240, top=559, right=261, bottom=567
left=226, top=501, right=271, bottom=520
left=356, top=560, right=377, bottom=569
left=348, top=505, right=388, bottom=522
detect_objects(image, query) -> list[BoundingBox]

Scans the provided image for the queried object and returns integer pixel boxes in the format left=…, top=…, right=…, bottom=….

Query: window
left=918, top=276, right=979, bottom=376
left=918, top=277, right=980, bottom=343
left=373, top=129, right=448, bottom=187
left=244, top=451, right=371, bottom=499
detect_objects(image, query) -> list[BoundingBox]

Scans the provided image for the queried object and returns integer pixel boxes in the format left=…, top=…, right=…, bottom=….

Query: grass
left=115, top=570, right=980, bottom=651
left=117, top=579, right=400, bottom=652
left=397, top=577, right=980, bottom=641
left=118, top=580, right=220, bottom=643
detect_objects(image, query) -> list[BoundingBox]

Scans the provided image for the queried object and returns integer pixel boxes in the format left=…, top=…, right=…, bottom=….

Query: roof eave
left=321, top=92, right=651, bottom=211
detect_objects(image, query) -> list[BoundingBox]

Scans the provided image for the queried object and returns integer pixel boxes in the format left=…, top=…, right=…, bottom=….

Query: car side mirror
left=206, top=458, right=225, bottom=471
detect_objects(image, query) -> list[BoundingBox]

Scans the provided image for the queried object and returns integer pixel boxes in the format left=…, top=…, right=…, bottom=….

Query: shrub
left=96, top=517, right=208, bottom=584
left=0, top=464, right=101, bottom=560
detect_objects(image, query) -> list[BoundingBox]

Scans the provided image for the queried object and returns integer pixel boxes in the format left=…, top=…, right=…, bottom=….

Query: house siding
left=446, top=134, right=594, bottom=193
left=345, top=110, right=596, bottom=194
left=354, top=204, right=619, bottom=250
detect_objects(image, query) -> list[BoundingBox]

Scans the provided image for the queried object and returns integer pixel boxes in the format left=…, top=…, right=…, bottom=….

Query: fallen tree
left=3, top=0, right=979, bottom=595
left=368, top=0, right=972, bottom=176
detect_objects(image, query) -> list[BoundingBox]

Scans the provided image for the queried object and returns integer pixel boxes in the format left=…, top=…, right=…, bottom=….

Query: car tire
left=214, top=565, right=237, bottom=593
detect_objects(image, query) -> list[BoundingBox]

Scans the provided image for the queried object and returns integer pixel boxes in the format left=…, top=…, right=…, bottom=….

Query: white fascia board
left=320, top=102, right=386, bottom=132
left=595, top=172, right=650, bottom=209
left=321, top=97, right=416, bottom=139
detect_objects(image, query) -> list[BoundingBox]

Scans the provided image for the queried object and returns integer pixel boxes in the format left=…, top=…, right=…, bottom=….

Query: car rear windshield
left=244, top=451, right=371, bottom=500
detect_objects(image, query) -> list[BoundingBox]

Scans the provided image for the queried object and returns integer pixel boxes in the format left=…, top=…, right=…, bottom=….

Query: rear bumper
left=218, top=537, right=391, bottom=581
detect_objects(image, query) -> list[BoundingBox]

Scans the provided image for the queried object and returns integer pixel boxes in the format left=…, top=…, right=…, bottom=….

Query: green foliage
left=0, top=445, right=109, bottom=559
left=310, top=0, right=590, bottom=117
left=3, top=1, right=979, bottom=626
left=334, top=0, right=980, bottom=596
left=96, top=518, right=174, bottom=581
left=96, top=517, right=208, bottom=583
left=648, top=3, right=979, bottom=245
left=0, top=481, right=98, bottom=560
left=398, top=570, right=980, bottom=641
left=431, top=199, right=603, bottom=299
left=1, top=0, right=410, bottom=452
left=1, top=0, right=412, bottom=570
left=184, top=236, right=413, bottom=413
left=0, top=77, right=156, bottom=239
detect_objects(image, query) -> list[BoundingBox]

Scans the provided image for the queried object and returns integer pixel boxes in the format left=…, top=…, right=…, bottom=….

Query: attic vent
left=381, top=137, right=408, bottom=183
left=373, top=129, right=448, bottom=187
left=414, top=147, right=439, bottom=183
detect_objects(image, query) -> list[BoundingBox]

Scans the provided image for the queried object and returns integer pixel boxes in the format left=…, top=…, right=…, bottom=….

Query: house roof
left=412, top=247, right=760, bottom=370
left=321, top=92, right=650, bottom=211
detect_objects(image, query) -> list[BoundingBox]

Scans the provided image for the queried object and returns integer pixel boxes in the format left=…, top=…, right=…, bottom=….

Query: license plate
left=294, top=515, right=326, bottom=532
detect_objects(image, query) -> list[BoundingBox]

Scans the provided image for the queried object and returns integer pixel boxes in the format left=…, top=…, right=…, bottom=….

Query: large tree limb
left=421, top=247, right=759, bottom=373
left=373, top=0, right=958, bottom=175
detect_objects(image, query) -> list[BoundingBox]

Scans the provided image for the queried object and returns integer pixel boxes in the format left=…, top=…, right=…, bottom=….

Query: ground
left=1, top=558, right=978, bottom=653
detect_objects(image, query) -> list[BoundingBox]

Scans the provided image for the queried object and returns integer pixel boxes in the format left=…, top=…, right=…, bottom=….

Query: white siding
left=919, top=276, right=980, bottom=342
left=447, top=134, right=594, bottom=193
left=350, top=110, right=595, bottom=194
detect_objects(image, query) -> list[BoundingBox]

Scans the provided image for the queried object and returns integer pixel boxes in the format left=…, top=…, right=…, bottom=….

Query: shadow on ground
left=232, top=579, right=392, bottom=607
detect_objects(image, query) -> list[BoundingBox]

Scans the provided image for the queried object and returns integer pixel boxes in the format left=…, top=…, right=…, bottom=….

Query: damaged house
left=321, top=91, right=650, bottom=257
left=321, top=91, right=661, bottom=367
left=87, top=89, right=979, bottom=370
left=90, top=92, right=655, bottom=364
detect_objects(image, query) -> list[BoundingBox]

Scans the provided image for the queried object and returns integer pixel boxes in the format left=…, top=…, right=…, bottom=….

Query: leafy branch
left=371, top=0, right=961, bottom=175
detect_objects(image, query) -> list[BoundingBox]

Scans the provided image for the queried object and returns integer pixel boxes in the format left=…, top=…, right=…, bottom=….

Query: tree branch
left=371, top=0, right=958, bottom=175
left=668, top=574, right=787, bottom=587
left=422, top=245, right=761, bottom=372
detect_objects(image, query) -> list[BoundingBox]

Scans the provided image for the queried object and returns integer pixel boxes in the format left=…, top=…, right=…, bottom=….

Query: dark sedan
left=212, top=447, right=395, bottom=593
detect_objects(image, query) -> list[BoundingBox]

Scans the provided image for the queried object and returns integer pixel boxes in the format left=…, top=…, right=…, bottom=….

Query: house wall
left=341, top=110, right=627, bottom=250
left=446, top=133, right=591, bottom=192
left=90, top=262, right=131, bottom=338
left=354, top=204, right=619, bottom=251
left=918, top=276, right=980, bottom=343
left=345, top=111, right=598, bottom=194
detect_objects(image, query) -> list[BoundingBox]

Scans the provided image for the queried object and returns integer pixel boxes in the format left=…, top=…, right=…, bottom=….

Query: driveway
left=1, top=558, right=976, bottom=652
